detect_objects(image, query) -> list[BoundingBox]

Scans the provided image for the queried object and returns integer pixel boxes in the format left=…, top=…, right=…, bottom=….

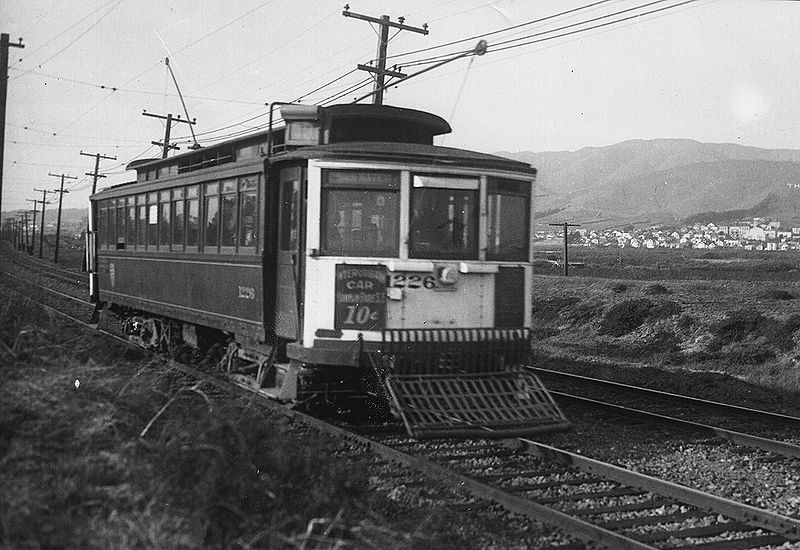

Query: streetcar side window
left=320, top=169, right=400, bottom=257
left=487, top=179, right=531, bottom=261
left=126, top=198, right=136, bottom=249
left=186, top=186, right=199, bottom=251
left=409, top=175, right=479, bottom=260
left=147, top=192, right=158, bottom=248
left=203, top=182, right=220, bottom=253
left=238, top=175, right=258, bottom=253
left=136, top=195, right=147, bottom=248
left=114, top=198, right=125, bottom=250
left=98, top=201, right=108, bottom=249
left=159, top=190, right=171, bottom=250
left=220, top=178, right=237, bottom=251
left=172, top=188, right=185, bottom=251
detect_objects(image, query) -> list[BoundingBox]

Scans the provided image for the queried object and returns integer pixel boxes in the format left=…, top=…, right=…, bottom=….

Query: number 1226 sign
left=334, top=265, right=387, bottom=331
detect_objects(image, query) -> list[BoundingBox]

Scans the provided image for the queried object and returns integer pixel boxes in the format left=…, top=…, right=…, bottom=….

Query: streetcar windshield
left=409, top=175, right=479, bottom=260
left=487, top=178, right=530, bottom=261
left=320, top=170, right=400, bottom=257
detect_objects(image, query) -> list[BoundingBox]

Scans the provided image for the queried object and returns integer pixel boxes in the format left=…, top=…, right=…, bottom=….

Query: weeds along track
left=3, top=245, right=87, bottom=288
left=5, top=250, right=800, bottom=549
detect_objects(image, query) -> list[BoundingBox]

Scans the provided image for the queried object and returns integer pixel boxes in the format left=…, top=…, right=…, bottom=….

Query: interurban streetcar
left=88, top=103, right=569, bottom=438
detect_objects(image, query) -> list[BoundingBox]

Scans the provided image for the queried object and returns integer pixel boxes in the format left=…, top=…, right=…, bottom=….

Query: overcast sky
left=2, top=0, right=799, bottom=211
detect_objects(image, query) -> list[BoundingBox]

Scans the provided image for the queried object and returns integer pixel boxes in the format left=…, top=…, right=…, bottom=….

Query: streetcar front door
left=274, top=166, right=305, bottom=340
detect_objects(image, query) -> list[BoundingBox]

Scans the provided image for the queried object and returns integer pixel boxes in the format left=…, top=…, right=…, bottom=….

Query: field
left=532, top=245, right=800, bottom=415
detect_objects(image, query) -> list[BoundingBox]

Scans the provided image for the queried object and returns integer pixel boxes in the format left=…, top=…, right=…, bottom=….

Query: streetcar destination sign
left=334, top=264, right=387, bottom=330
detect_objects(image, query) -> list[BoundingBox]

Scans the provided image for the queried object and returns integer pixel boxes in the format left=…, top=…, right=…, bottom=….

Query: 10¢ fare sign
left=334, top=265, right=387, bottom=330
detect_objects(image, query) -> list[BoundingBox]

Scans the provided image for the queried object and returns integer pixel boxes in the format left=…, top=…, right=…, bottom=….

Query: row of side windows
left=97, top=174, right=260, bottom=254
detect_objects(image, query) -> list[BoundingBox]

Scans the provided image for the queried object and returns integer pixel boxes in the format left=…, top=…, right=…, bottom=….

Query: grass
left=531, top=270, right=800, bottom=408
left=1, top=287, right=559, bottom=549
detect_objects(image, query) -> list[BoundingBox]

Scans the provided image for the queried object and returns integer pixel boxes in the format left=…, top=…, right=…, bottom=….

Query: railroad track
left=3, top=247, right=800, bottom=549
left=532, top=367, right=800, bottom=457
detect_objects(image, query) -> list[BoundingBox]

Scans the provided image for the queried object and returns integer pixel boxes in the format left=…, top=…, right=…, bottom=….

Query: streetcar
left=88, top=102, right=569, bottom=438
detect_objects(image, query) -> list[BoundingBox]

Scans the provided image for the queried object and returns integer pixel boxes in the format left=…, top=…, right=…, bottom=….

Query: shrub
left=645, top=283, right=671, bottom=295
left=598, top=299, right=654, bottom=336
left=531, top=296, right=580, bottom=323
left=609, top=282, right=627, bottom=294
left=709, top=309, right=795, bottom=358
left=759, top=289, right=795, bottom=301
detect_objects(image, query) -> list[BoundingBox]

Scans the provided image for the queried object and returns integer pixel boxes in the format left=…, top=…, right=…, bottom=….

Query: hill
left=501, top=139, right=800, bottom=226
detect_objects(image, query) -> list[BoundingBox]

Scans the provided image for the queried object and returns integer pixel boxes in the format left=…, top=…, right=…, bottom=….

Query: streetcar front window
left=320, top=170, right=399, bottom=257
left=487, top=178, right=530, bottom=261
left=409, top=175, right=479, bottom=260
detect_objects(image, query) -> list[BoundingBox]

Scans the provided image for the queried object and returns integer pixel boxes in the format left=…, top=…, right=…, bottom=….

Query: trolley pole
left=343, top=6, right=427, bottom=105
left=0, top=34, right=24, bottom=231
left=142, top=110, right=195, bottom=158
left=549, top=222, right=581, bottom=277
left=33, top=188, right=51, bottom=258
left=49, top=172, right=76, bottom=263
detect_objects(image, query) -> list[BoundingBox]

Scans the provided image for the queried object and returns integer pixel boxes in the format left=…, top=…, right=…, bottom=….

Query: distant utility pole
left=33, top=188, right=51, bottom=258
left=142, top=110, right=196, bottom=158
left=49, top=172, right=76, bottom=263
left=0, top=33, right=24, bottom=231
left=549, top=221, right=581, bottom=277
left=343, top=5, right=428, bottom=105
left=80, top=150, right=116, bottom=196
left=21, top=210, right=29, bottom=251
left=26, top=198, right=40, bottom=255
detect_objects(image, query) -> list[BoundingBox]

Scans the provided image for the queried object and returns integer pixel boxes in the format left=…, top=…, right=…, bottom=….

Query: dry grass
left=1, top=288, right=543, bottom=549
left=532, top=273, right=800, bottom=406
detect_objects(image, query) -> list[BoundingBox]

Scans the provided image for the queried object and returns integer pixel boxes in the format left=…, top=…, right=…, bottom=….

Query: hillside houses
left=546, top=218, right=800, bottom=251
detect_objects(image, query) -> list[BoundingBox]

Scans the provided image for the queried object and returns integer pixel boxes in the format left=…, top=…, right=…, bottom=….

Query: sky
left=1, top=0, right=799, bottom=212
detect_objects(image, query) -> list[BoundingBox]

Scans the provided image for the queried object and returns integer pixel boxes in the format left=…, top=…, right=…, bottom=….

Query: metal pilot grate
left=366, top=328, right=571, bottom=439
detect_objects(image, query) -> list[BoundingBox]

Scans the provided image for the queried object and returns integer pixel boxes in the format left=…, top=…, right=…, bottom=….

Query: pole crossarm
left=142, top=110, right=196, bottom=159
left=343, top=7, right=428, bottom=105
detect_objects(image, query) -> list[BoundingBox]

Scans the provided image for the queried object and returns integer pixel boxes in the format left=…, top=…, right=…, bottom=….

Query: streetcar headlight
left=437, top=265, right=459, bottom=285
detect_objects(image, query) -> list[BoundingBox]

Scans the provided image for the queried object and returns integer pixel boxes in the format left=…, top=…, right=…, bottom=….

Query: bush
left=759, top=289, right=795, bottom=301
left=708, top=309, right=795, bottom=362
left=609, top=282, right=628, bottom=294
left=531, top=296, right=580, bottom=323
left=598, top=299, right=654, bottom=336
left=645, top=283, right=671, bottom=295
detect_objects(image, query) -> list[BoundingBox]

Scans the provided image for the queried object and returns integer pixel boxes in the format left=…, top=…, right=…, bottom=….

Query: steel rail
left=2, top=268, right=89, bottom=307
left=501, top=437, right=800, bottom=539
left=531, top=366, right=800, bottom=425
left=553, top=391, right=800, bottom=459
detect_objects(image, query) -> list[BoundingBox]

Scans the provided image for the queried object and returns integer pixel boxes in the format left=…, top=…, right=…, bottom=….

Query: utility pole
left=26, top=198, right=40, bottom=255
left=549, top=222, right=581, bottom=277
left=343, top=5, right=428, bottom=105
left=80, top=151, right=116, bottom=196
left=142, top=110, right=196, bottom=158
left=49, top=172, right=76, bottom=263
left=0, top=33, right=24, bottom=231
left=33, top=188, right=51, bottom=258
left=21, top=210, right=29, bottom=251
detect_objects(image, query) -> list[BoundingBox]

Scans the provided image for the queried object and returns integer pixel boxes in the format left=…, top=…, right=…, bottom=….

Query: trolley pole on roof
left=142, top=110, right=196, bottom=158
left=33, top=188, right=51, bottom=258
left=549, top=222, right=581, bottom=277
left=49, top=172, right=76, bottom=263
left=0, top=34, right=24, bottom=232
left=343, top=5, right=428, bottom=105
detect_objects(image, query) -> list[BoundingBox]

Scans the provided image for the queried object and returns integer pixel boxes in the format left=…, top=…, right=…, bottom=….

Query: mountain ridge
left=499, top=139, right=800, bottom=226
